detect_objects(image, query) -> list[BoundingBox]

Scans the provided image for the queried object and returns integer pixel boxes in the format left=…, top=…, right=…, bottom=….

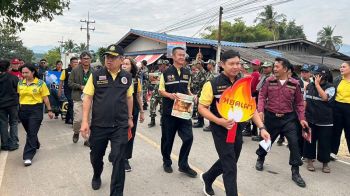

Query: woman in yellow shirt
left=331, top=61, right=350, bottom=160
left=18, top=64, right=54, bottom=166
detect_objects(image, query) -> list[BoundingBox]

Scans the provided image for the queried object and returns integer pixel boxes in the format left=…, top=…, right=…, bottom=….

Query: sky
left=17, top=0, right=350, bottom=53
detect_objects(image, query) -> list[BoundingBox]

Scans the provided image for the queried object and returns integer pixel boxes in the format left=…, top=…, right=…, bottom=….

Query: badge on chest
left=97, top=75, right=108, bottom=85
left=167, top=75, right=175, bottom=82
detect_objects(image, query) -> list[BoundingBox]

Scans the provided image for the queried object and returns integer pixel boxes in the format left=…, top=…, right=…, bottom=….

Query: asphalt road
left=1, top=110, right=350, bottom=196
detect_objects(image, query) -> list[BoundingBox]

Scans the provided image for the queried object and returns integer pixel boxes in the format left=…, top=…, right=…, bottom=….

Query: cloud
left=20, top=0, right=350, bottom=53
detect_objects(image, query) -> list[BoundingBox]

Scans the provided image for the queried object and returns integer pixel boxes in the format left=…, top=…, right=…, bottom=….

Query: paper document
left=259, top=140, right=272, bottom=152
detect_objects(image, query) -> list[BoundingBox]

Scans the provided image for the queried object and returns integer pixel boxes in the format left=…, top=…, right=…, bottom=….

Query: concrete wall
left=124, top=37, right=166, bottom=52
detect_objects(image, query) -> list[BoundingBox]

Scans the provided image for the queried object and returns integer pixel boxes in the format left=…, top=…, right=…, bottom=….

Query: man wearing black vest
left=80, top=44, right=134, bottom=196
left=58, top=57, right=79, bottom=124
left=159, top=47, right=197, bottom=177
left=198, top=50, right=270, bottom=196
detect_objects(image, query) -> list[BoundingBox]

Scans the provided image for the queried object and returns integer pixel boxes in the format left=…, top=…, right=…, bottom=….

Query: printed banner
left=167, top=42, right=186, bottom=58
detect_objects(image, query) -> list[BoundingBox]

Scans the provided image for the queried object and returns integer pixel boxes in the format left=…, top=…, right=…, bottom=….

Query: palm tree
left=317, top=25, right=343, bottom=51
left=76, top=43, right=88, bottom=52
left=63, top=39, right=78, bottom=53
left=255, top=5, right=285, bottom=40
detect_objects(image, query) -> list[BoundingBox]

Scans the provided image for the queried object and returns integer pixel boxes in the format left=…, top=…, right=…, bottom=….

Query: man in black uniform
left=198, top=50, right=270, bottom=196
left=80, top=44, right=134, bottom=196
left=159, top=47, right=197, bottom=177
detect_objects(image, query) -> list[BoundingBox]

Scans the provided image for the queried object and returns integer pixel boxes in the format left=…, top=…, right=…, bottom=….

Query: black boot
left=255, top=156, right=264, bottom=171
left=291, top=166, right=306, bottom=187
left=148, top=117, right=155, bottom=128
left=193, top=117, right=204, bottom=128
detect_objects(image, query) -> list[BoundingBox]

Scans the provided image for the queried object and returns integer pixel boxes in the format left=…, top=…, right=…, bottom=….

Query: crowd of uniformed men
left=0, top=44, right=350, bottom=196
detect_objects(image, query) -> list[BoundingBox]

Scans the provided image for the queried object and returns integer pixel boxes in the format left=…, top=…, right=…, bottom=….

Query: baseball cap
left=157, top=59, right=163, bottom=65
left=262, top=61, right=273, bottom=67
left=301, top=64, right=311, bottom=72
left=251, top=59, right=261, bottom=66
left=103, top=44, right=124, bottom=57
left=312, top=64, right=330, bottom=75
left=11, top=58, right=20, bottom=65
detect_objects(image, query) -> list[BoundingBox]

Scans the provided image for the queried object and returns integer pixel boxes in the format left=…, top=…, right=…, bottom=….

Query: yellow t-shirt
left=199, top=81, right=214, bottom=106
left=83, top=70, right=133, bottom=97
left=159, top=68, right=191, bottom=91
left=18, top=78, right=50, bottom=105
left=336, top=79, right=350, bottom=104
left=60, top=70, right=66, bottom=81
left=137, top=80, right=142, bottom=93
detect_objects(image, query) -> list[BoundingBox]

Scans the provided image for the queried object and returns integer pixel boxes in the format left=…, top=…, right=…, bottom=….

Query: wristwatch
left=128, top=116, right=133, bottom=119
left=258, top=126, right=267, bottom=131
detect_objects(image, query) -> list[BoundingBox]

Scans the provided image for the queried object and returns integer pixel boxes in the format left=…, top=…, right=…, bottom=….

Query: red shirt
left=9, top=70, right=23, bottom=80
left=258, top=76, right=305, bottom=121
left=251, top=71, right=260, bottom=94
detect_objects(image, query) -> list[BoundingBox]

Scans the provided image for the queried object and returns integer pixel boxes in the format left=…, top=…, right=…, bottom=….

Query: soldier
left=140, top=60, right=149, bottom=110
left=202, top=59, right=216, bottom=132
left=148, top=59, right=167, bottom=127
left=192, top=60, right=207, bottom=128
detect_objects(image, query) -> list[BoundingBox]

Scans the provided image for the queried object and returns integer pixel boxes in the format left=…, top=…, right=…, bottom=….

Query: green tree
left=202, top=18, right=274, bottom=42
left=0, top=26, right=34, bottom=62
left=278, top=19, right=306, bottom=40
left=0, top=0, right=70, bottom=31
left=317, top=25, right=343, bottom=51
left=63, top=39, right=78, bottom=53
left=76, top=43, right=88, bottom=52
left=96, top=47, right=107, bottom=63
left=44, top=47, right=61, bottom=68
left=255, top=5, right=286, bottom=40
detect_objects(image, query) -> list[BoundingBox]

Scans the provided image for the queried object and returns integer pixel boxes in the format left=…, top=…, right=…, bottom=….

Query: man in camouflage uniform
left=148, top=60, right=169, bottom=127
left=202, top=59, right=216, bottom=132
left=192, top=60, right=207, bottom=128
left=140, top=60, right=149, bottom=110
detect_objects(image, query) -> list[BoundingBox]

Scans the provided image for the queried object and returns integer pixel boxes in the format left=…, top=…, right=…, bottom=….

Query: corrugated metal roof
left=129, top=29, right=245, bottom=47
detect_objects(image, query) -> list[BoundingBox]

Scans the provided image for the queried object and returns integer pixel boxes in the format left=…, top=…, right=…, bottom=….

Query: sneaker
left=24, top=159, right=32, bottom=166
left=203, top=126, right=211, bottom=132
left=83, top=140, right=90, bottom=147
left=125, top=159, right=132, bottom=172
left=163, top=165, right=173, bottom=173
left=179, top=167, right=197, bottom=178
left=252, top=135, right=262, bottom=142
left=200, top=173, right=215, bottom=196
left=73, top=133, right=79, bottom=143
left=91, top=175, right=101, bottom=190
left=330, top=153, right=337, bottom=161
left=277, top=137, right=284, bottom=146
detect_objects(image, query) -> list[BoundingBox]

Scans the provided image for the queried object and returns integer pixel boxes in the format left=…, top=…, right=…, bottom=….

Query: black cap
left=103, top=44, right=124, bottom=57
left=312, top=64, right=330, bottom=75
left=301, top=64, right=311, bottom=72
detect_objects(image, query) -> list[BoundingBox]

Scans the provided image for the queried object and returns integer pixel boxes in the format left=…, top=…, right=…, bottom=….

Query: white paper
left=259, top=140, right=272, bottom=152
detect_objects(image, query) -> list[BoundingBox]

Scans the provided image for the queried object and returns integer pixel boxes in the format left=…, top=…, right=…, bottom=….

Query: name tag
left=97, top=80, right=108, bottom=85
left=286, top=85, right=296, bottom=90
left=183, top=74, right=189, bottom=80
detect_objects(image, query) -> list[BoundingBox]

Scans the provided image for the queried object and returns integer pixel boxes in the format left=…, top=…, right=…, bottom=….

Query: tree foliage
left=0, top=0, right=70, bottom=31
left=44, top=47, right=61, bottom=68
left=202, top=18, right=274, bottom=42
left=255, top=5, right=286, bottom=40
left=0, top=26, right=34, bottom=62
left=317, top=25, right=343, bottom=51
left=278, top=19, right=306, bottom=40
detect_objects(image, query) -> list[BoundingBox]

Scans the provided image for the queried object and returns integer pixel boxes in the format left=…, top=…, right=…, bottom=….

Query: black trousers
left=125, top=107, right=139, bottom=159
left=19, top=104, right=43, bottom=160
left=161, top=115, right=193, bottom=168
left=256, top=111, right=303, bottom=167
left=303, top=123, right=332, bottom=163
left=65, top=96, right=74, bottom=123
left=89, top=125, right=128, bottom=196
left=331, top=101, right=350, bottom=154
left=0, top=105, right=19, bottom=148
left=204, top=123, right=243, bottom=196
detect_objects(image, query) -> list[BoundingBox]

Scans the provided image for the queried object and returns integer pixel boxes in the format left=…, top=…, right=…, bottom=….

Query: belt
left=266, top=110, right=293, bottom=118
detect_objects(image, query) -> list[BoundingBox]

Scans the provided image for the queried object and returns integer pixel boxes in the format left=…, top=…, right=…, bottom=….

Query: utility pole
left=215, top=6, right=223, bottom=73
left=80, top=12, right=95, bottom=51
left=58, top=36, right=64, bottom=54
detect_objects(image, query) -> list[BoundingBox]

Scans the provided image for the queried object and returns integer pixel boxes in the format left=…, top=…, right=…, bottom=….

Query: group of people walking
left=1, top=42, right=349, bottom=196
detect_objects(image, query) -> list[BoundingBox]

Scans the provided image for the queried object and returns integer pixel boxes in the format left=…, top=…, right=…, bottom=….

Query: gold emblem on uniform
left=183, top=74, right=189, bottom=80
left=167, top=75, right=175, bottom=81
left=110, top=45, right=115, bottom=51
